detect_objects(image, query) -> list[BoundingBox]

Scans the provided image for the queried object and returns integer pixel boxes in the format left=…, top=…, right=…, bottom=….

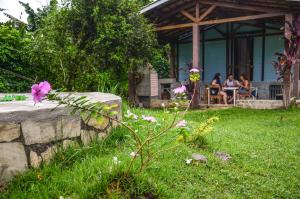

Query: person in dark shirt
left=210, top=73, right=228, bottom=105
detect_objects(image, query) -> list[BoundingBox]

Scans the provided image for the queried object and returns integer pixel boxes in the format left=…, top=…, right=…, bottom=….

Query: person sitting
left=210, top=73, right=228, bottom=105
left=238, top=74, right=251, bottom=98
left=223, top=74, right=238, bottom=103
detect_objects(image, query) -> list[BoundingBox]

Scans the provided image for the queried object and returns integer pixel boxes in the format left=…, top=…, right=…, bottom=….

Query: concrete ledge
left=0, top=93, right=122, bottom=181
left=236, top=100, right=283, bottom=109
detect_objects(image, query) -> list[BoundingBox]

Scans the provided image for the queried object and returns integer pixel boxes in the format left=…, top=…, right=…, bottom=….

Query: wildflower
left=113, top=156, right=121, bottom=165
left=130, top=151, right=139, bottom=157
left=173, top=85, right=186, bottom=94
left=125, top=110, right=138, bottom=120
left=190, top=68, right=200, bottom=73
left=176, top=120, right=187, bottom=128
left=142, top=115, right=157, bottom=123
left=185, top=159, right=193, bottom=165
left=31, top=81, right=52, bottom=103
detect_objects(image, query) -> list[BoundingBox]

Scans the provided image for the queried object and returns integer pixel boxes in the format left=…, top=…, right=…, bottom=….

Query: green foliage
left=0, top=94, right=27, bottom=102
left=151, top=44, right=170, bottom=78
left=0, top=23, right=32, bottom=92
left=187, top=116, right=219, bottom=147
left=26, top=0, right=157, bottom=95
left=2, top=108, right=300, bottom=198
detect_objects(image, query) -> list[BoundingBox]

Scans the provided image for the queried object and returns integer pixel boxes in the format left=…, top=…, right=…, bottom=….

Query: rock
left=0, top=142, right=27, bottom=181
left=22, top=120, right=57, bottom=145
left=0, top=122, right=21, bottom=142
left=215, top=151, right=231, bottom=162
left=191, top=153, right=207, bottom=163
left=81, top=130, right=97, bottom=146
left=41, top=145, right=58, bottom=164
left=30, top=151, right=42, bottom=168
left=22, top=116, right=81, bottom=146
left=62, top=140, right=77, bottom=149
left=57, top=116, right=81, bottom=139
left=82, top=116, right=110, bottom=130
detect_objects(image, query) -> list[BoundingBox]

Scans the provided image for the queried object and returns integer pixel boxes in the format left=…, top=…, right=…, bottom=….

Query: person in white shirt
left=223, top=74, right=238, bottom=103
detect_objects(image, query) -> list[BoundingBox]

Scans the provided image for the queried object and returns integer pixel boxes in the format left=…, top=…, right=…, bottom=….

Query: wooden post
left=192, top=24, right=200, bottom=68
left=191, top=1, right=200, bottom=108
left=284, top=14, right=293, bottom=107
left=293, top=15, right=300, bottom=98
left=294, top=47, right=300, bottom=98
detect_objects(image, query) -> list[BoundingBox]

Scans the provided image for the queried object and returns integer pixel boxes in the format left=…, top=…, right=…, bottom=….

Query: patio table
left=223, top=87, right=239, bottom=106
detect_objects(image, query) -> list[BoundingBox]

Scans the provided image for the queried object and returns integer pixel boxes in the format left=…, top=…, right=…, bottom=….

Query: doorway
left=233, top=37, right=254, bottom=81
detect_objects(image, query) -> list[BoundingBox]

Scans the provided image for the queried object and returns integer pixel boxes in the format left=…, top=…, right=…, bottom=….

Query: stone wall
left=236, top=100, right=283, bottom=109
left=0, top=93, right=121, bottom=181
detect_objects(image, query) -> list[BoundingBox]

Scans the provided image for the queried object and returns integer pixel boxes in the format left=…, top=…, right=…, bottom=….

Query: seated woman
left=238, top=74, right=251, bottom=97
left=223, top=74, right=238, bottom=103
left=210, top=73, right=228, bottom=105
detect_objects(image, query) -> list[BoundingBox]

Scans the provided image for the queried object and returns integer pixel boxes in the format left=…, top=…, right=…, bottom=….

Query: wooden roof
left=141, top=0, right=300, bottom=42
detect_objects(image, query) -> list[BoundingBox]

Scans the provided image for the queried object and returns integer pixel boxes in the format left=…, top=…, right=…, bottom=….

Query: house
left=141, top=0, right=300, bottom=103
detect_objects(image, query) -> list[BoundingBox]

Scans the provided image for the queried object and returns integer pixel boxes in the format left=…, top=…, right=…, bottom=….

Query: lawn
left=1, top=108, right=300, bottom=199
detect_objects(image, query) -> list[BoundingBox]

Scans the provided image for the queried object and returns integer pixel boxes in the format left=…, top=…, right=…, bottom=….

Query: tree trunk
left=128, top=72, right=139, bottom=106
left=283, top=70, right=291, bottom=108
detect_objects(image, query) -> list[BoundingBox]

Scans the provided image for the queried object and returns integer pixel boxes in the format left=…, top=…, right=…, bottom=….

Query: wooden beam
left=180, top=10, right=197, bottom=22
left=200, top=0, right=284, bottom=13
left=156, top=23, right=193, bottom=31
left=156, top=12, right=285, bottom=31
left=196, top=1, right=200, bottom=19
left=198, top=5, right=216, bottom=22
left=197, top=12, right=286, bottom=26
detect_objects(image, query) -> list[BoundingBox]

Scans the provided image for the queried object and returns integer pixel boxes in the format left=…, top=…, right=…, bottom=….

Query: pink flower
left=142, top=115, right=157, bottom=123
left=190, top=68, right=200, bottom=73
left=176, top=120, right=187, bottom=128
left=31, top=81, right=52, bottom=103
left=173, top=85, right=186, bottom=94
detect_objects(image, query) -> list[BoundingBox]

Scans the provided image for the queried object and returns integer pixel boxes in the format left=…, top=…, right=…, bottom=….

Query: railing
left=269, top=85, right=283, bottom=100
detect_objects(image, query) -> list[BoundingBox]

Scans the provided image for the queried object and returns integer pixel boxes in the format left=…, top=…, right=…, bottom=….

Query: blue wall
left=178, top=43, right=192, bottom=82
left=178, top=25, right=283, bottom=82
left=264, top=35, right=284, bottom=81
left=253, top=37, right=262, bottom=82
left=204, top=40, right=227, bottom=82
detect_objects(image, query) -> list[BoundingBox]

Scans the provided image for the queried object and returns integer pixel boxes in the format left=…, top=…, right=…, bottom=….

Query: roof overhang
left=141, top=0, right=300, bottom=42
left=141, top=0, right=171, bottom=14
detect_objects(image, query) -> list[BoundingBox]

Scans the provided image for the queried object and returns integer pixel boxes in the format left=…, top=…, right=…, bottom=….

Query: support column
left=293, top=15, right=300, bottom=98
left=192, top=24, right=200, bottom=68
left=191, top=23, right=200, bottom=108
left=191, top=0, right=200, bottom=108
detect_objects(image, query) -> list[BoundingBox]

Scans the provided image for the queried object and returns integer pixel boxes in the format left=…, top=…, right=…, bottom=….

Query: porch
left=141, top=0, right=300, bottom=106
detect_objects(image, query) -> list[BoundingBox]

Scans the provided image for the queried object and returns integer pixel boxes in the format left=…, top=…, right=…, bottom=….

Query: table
left=223, top=87, right=239, bottom=106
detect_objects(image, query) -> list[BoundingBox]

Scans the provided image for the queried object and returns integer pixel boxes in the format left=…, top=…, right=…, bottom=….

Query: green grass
left=1, top=108, right=300, bottom=198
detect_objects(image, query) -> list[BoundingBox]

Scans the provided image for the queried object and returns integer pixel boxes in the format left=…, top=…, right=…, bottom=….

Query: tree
left=273, top=15, right=300, bottom=108
left=27, top=0, right=158, bottom=102
left=0, top=23, right=33, bottom=92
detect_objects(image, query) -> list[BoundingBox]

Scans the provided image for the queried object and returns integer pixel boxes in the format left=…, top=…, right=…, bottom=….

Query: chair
left=207, top=86, right=223, bottom=105
left=238, top=87, right=258, bottom=100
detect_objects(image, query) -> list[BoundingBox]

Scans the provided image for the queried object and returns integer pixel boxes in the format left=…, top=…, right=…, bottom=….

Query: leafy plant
left=30, top=65, right=211, bottom=195
left=152, top=44, right=170, bottom=78
left=272, top=15, right=300, bottom=108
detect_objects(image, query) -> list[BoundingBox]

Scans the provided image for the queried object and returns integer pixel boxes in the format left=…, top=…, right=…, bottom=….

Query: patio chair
left=238, top=87, right=258, bottom=100
left=207, top=86, right=223, bottom=105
